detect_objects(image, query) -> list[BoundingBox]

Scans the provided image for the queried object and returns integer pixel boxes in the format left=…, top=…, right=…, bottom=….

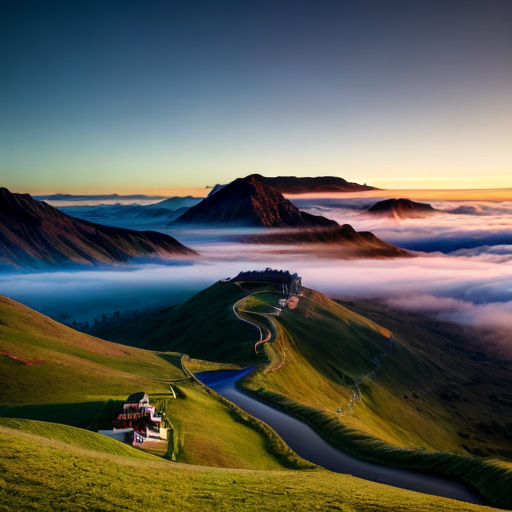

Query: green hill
left=11, top=281, right=512, bottom=508
left=0, top=418, right=495, bottom=512
left=0, top=295, right=299, bottom=470
left=82, top=281, right=512, bottom=459
left=0, top=295, right=178, bottom=429
left=87, top=281, right=260, bottom=363
left=235, top=287, right=512, bottom=509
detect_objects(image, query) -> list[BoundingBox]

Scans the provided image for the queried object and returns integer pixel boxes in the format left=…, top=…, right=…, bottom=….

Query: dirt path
left=233, top=294, right=285, bottom=372
left=343, top=334, right=394, bottom=413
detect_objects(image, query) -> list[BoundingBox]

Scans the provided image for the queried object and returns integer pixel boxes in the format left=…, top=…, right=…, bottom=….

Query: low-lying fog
left=1, top=193, right=511, bottom=352
left=2, top=248, right=511, bottom=340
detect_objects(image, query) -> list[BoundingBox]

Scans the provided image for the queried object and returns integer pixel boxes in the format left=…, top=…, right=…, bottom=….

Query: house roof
left=126, top=392, right=148, bottom=404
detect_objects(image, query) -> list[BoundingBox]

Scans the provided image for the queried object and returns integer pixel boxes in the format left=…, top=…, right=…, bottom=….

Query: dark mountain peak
left=175, top=175, right=338, bottom=227
left=366, top=198, right=437, bottom=219
left=1, top=187, right=32, bottom=205
left=0, top=187, right=196, bottom=268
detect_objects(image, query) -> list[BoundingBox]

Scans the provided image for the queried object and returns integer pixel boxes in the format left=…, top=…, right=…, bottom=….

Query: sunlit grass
left=0, top=420, right=496, bottom=512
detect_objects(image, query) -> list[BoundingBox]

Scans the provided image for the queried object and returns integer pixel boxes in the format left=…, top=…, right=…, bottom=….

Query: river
left=196, top=367, right=486, bottom=506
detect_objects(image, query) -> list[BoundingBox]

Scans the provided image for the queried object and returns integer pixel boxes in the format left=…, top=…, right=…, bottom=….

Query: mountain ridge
left=0, top=187, right=197, bottom=268
left=208, top=174, right=376, bottom=195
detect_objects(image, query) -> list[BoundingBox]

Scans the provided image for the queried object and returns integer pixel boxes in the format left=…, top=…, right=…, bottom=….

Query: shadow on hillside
left=0, top=400, right=124, bottom=431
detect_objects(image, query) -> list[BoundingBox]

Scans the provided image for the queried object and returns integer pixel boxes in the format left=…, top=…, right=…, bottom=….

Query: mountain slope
left=366, top=198, right=437, bottom=219
left=174, top=175, right=337, bottom=227
left=0, top=187, right=196, bottom=268
left=149, top=196, right=202, bottom=210
left=87, top=282, right=260, bottom=364
left=0, top=294, right=179, bottom=428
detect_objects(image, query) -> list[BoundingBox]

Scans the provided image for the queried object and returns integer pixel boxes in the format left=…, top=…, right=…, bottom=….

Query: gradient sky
left=1, top=0, right=511, bottom=194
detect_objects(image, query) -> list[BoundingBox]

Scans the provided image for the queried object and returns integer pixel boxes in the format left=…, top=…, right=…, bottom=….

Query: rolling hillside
left=0, top=418, right=494, bottom=512
left=235, top=287, right=512, bottom=508
left=85, top=280, right=512, bottom=508
left=0, top=295, right=298, bottom=470
left=3, top=284, right=512, bottom=508
left=236, top=287, right=512, bottom=455
left=84, top=280, right=512, bottom=458
left=87, top=281, right=262, bottom=364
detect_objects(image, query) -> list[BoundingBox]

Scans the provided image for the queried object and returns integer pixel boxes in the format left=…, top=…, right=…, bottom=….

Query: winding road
left=194, top=293, right=486, bottom=507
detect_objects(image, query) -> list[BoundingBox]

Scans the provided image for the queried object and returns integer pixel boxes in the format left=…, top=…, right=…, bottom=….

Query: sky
left=1, top=0, right=511, bottom=195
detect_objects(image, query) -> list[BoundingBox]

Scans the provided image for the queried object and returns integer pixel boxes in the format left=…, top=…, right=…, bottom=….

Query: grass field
left=0, top=419, right=496, bottom=512
left=67, top=282, right=512, bottom=507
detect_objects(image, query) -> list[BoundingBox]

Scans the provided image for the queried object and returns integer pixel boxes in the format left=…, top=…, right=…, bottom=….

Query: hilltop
left=0, top=187, right=196, bottom=268
left=174, top=175, right=337, bottom=227
left=86, top=281, right=261, bottom=363
left=366, top=198, right=437, bottom=219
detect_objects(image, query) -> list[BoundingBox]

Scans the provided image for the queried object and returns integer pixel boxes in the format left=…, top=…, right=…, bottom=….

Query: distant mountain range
left=175, top=175, right=338, bottom=227
left=150, top=196, right=202, bottom=210
left=34, top=193, right=167, bottom=202
left=366, top=198, right=437, bottom=219
left=58, top=196, right=202, bottom=226
left=0, top=188, right=197, bottom=268
left=208, top=174, right=376, bottom=195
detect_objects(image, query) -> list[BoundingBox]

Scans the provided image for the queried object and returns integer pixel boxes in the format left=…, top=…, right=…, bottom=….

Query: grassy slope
left=82, top=283, right=512, bottom=463
left=241, top=288, right=512, bottom=455
left=242, top=288, right=391, bottom=411
left=235, top=288, right=512, bottom=509
left=336, top=299, right=512, bottom=459
left=5, top=284, right=512, bottom=508
left=0, top=419, right=494, bottom=512
left=0, top=295, right=177, bottom=429
left=0, top=296, right=294, bottom=470
left=88, top=282, right=259, bottom=363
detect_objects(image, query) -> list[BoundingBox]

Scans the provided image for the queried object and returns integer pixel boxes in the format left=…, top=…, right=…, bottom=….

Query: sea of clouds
left=294, top=197, right=512, bottom=253
left=1, top=195, right=511, bottom=351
